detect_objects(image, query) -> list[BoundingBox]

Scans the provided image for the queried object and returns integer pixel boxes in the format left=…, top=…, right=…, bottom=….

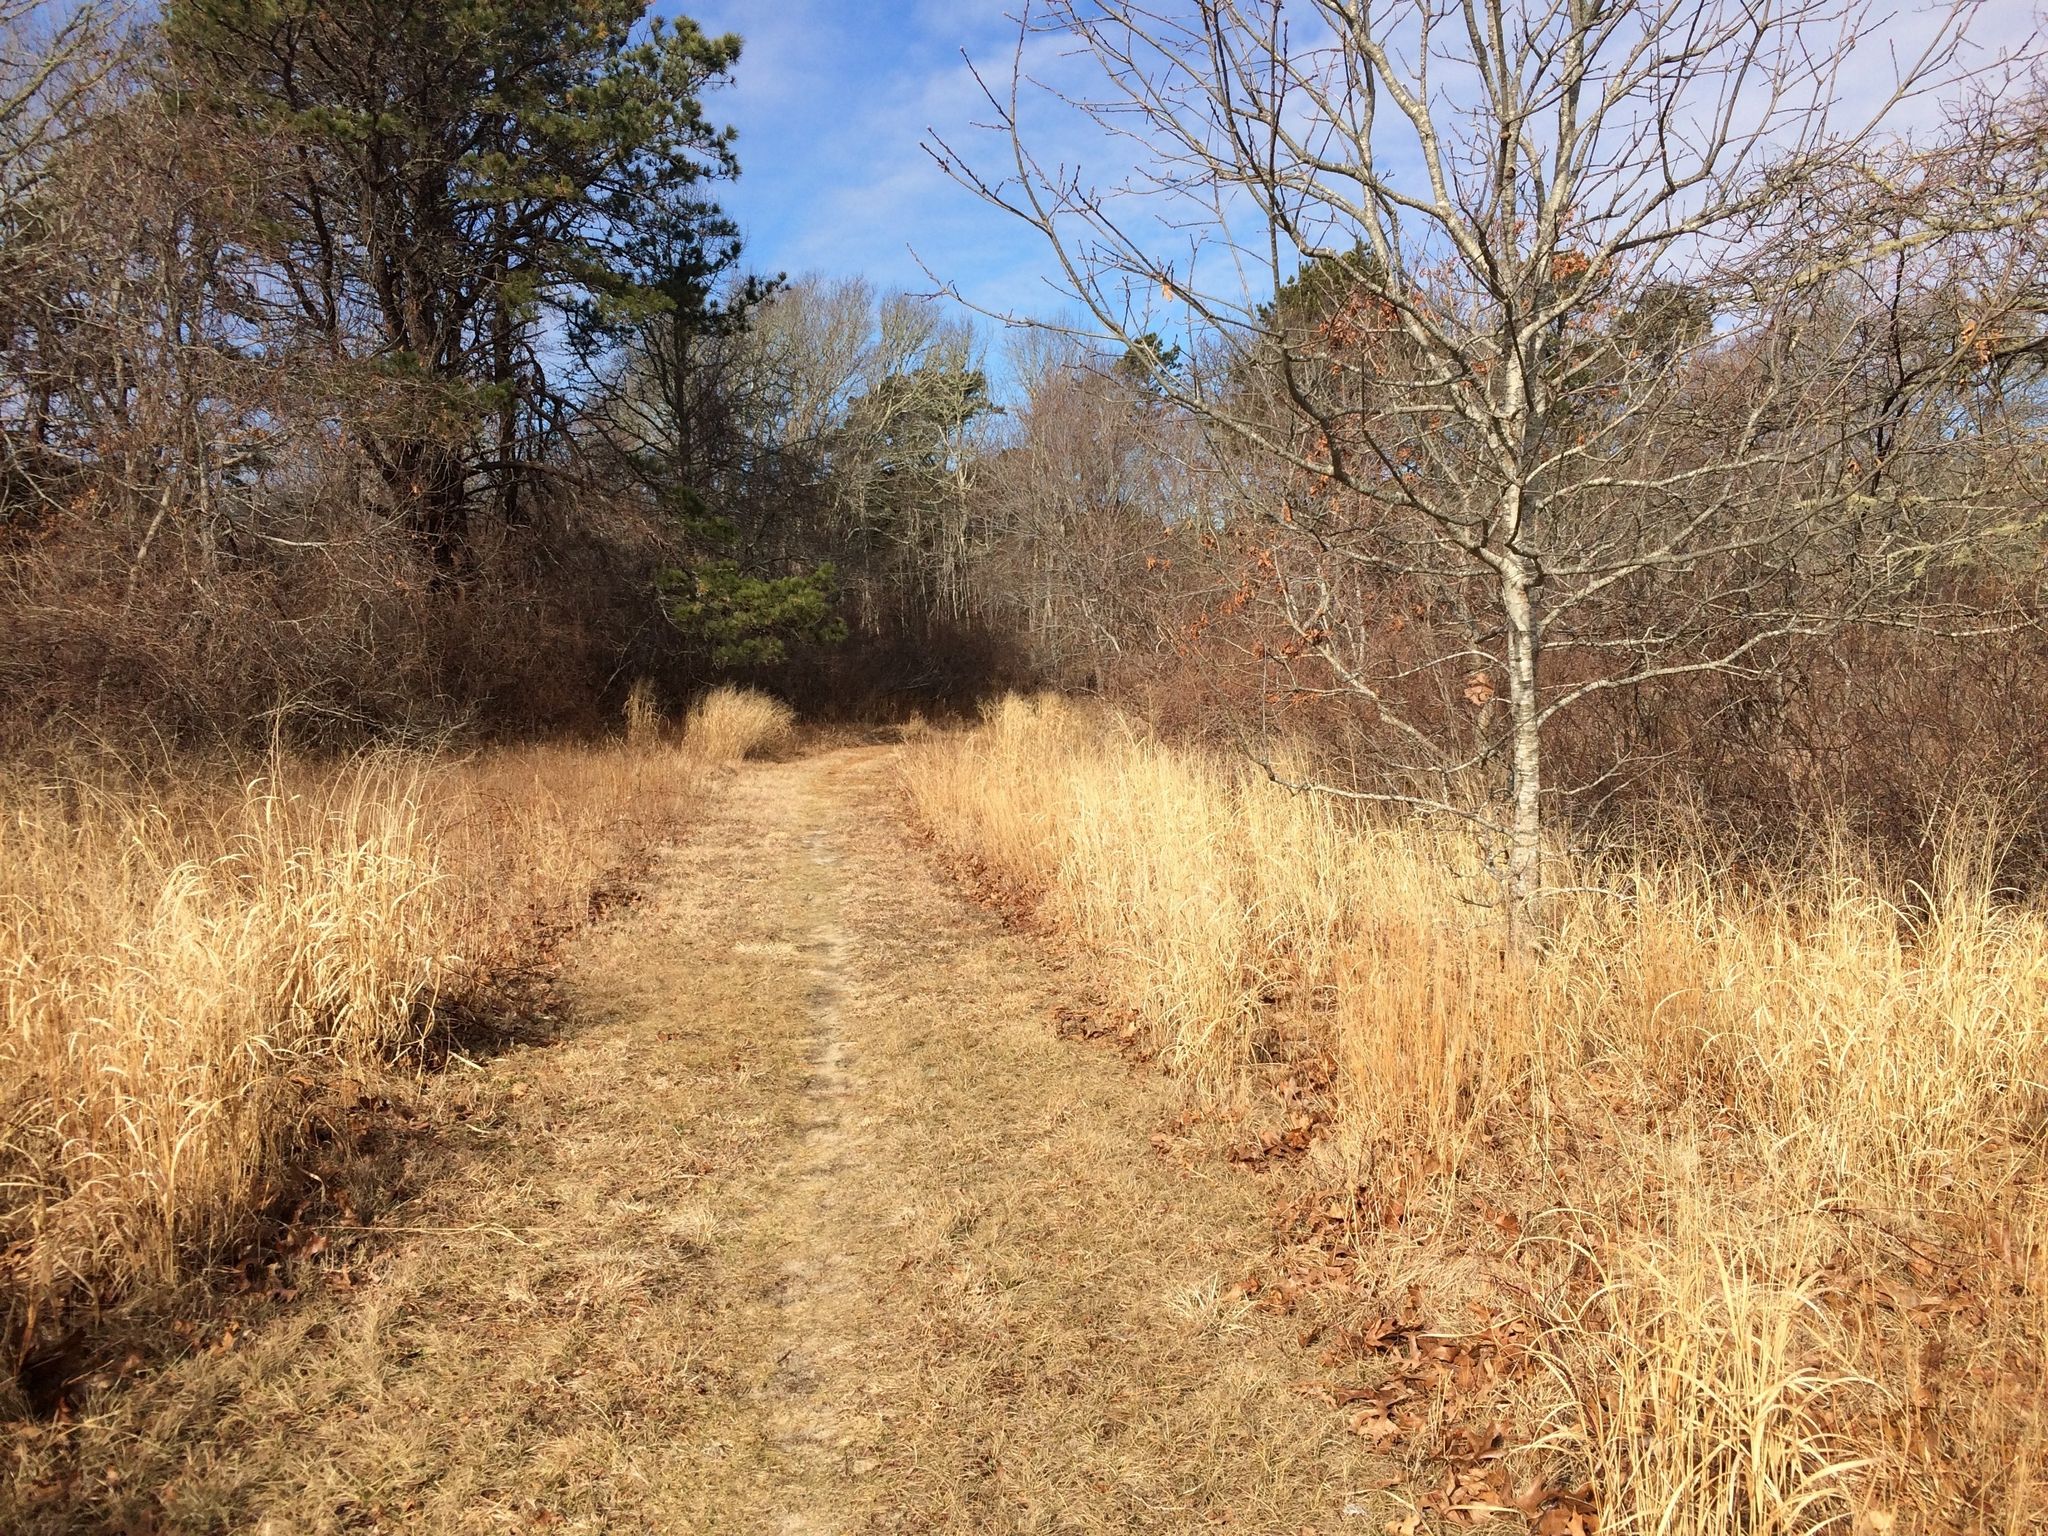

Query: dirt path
left=9, top=748, right=1389, bottom=1534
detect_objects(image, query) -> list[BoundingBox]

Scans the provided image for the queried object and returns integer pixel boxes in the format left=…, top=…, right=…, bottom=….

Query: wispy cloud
left=673, top=0, right=2025, bottom=357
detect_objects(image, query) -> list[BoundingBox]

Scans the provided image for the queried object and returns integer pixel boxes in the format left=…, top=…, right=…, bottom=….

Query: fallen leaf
left=1349, top=1405, right=1402, bottom=1443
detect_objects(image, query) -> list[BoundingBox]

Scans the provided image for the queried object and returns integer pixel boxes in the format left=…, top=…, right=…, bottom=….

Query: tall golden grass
left=0, top=725, right=716, bottom=1357
left=682, top=685, right=797, bottom=763
left=904, top=694, right=2048, bottom=1533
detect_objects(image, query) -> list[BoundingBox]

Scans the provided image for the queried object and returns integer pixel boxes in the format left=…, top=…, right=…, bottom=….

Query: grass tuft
left=0, top=732, right=709, bottom=1362
left=682, top=686, right=797, bottom=763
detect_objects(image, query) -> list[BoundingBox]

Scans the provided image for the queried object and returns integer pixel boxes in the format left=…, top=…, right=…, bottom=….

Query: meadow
left=0, top=688, right=792, bottom=1393
left=906, top=695, right=2048, bottom=1534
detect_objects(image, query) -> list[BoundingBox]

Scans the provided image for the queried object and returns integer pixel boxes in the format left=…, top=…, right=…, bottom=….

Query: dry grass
left=681, top=685, right=796, bottom=762
left=0, top=732, right=709, bottom=1369
left=904, top=694, right=2048, bottom=1534
left=622, top=677, right=665, bottom=746
left=3, top=746, right=1397, bottom=1533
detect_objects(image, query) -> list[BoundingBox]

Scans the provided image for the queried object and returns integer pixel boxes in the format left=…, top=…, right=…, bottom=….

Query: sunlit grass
left=682, top=685, right=796, bottom=763
left=0, top=730, right=709, bottom=1349
left=904, top=693, right=2048, bottom=1531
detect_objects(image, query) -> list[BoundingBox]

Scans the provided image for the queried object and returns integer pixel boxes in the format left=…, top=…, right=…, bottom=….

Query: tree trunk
left=493, top=277, right=523, bottom=527
left=389, top=439, right=471, bottom=580
left=1500, top=552, right=1544, bottom=941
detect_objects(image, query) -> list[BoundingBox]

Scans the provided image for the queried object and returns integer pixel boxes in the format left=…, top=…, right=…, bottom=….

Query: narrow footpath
left=12, top=748, right=1391, bottom=1534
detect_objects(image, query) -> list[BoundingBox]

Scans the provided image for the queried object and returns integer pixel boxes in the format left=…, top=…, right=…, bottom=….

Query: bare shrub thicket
left=0, top=29, right=705, bottom=744
left=0, top=6, right=1030, bottom=751
left=935, top=0, right=2048, bottom=895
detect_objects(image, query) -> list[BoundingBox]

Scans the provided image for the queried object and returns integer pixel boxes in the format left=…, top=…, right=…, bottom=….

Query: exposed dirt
left=4, top=747, right=1394, bottom=1533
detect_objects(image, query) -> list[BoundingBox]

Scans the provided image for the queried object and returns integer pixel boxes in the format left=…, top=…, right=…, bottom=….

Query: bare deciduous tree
left=975, top=336, right=1194, bottom=683
left=933, top=0, right=2048, bottom=924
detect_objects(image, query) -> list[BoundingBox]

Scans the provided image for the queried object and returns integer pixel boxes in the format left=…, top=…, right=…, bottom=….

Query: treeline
left=6, top=0, right=2048, bottom=879
left=0, top=0, right=1030, bottom=747
left=928, top=2, right=2048, bottom=886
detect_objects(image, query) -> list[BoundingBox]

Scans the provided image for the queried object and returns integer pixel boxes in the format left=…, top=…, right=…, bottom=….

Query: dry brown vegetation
left=2, top=746, right=1411, bottom=1535
left=906, top=695, right=2048, bottom=1534
left=0, top=690, right=792, bottom=1392
left=1, top=0, right=2043, bottom=1524
left=680, top=684, right=799, bottom=763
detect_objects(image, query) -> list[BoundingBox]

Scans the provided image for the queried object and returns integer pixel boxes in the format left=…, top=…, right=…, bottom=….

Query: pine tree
left=168, top=0, right=745, bottom=571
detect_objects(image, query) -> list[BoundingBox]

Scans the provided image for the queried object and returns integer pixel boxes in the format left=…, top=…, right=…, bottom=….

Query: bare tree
left=933, top=0, right=2048, bottom=925
left=975, top=335, right=1195, bottom=682
left=0, top=1, right=127, bottom=514
left=0, top=0, right=109, bottom=206
left=716, top=278, right=996, bottom=628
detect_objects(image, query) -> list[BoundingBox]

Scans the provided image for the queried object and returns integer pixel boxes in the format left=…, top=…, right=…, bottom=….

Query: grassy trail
left=8, top=747, right=1388, bottom=1534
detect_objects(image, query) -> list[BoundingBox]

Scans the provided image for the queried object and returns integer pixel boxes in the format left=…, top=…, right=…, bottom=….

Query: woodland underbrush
left=905, top=694, right=2048, bottom=1535
left=0, top=689, right=776, bottom=1393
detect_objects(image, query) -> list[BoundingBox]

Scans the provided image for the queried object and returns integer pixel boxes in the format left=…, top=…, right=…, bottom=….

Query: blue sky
left=668, top=0, right=2043, bottom=352
left=673, top=0, right=1072, bottom=326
